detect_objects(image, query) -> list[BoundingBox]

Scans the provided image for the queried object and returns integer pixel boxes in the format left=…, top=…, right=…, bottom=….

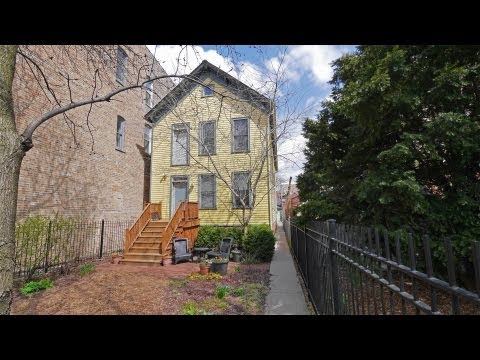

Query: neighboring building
left=146, top=60, right=277, bottom=229
left=13, top=45, right=174, bottom=220
left=280, top=182, right=300, bottom=220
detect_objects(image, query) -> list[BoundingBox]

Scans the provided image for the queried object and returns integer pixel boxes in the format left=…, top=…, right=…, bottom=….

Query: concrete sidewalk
left=265, top=222, right=309, bottom=315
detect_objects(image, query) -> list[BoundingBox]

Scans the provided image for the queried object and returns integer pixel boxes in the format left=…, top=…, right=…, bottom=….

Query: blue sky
left=147, top=45, right=356, bottom=183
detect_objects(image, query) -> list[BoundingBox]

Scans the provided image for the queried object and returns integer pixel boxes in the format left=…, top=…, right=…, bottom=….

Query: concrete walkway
left=265, top=222, right=309, bottom=315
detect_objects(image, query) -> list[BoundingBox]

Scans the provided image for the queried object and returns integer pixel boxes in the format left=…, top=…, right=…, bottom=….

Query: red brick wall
left=13, top=45, right=173, bottom=221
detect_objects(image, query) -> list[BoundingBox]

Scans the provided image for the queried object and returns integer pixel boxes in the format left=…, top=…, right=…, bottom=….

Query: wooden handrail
left=125, top=202, right=162, bottom=252
left=161, top=201, right=184, bottom=255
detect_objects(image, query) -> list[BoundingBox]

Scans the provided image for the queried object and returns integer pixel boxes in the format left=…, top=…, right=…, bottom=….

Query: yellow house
left=145, top=60, right=278, bottom=230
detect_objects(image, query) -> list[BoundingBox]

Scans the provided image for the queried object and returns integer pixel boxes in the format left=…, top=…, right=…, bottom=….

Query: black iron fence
left=15, top=219, right=133, bottom=280
left=284, top=219, right=480, bottom=315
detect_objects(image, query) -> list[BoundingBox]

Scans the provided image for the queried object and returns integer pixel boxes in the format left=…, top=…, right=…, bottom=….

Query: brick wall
left=13, top=45, right=174, bottom=221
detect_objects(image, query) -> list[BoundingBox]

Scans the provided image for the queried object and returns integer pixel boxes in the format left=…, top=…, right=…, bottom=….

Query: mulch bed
left=11, top=259, right=270, bottom=315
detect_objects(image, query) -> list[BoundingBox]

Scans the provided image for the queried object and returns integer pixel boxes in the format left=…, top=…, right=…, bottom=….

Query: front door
left=171, top=176, right=188, bottom=217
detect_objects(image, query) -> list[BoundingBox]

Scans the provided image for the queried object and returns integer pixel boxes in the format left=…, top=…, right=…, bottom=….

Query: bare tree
left=0, top=45, right=309, bottom=314
left=0, top=44, right=200, bottom=314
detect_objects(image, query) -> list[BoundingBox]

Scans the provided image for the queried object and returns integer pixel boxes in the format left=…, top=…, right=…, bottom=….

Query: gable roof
left=145, top=60, right=277, bottom=171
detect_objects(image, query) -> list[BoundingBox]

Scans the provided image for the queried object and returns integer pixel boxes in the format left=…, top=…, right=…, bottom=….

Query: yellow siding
left=151, top=76, right=276, bottom=226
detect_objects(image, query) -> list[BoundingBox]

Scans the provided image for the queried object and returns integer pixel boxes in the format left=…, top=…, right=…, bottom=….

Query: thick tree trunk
left=0, top=45, right=21, bottom=314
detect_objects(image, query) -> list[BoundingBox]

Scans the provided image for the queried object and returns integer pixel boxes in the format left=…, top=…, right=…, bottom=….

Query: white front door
left=171, top=176, right=188, bottom=216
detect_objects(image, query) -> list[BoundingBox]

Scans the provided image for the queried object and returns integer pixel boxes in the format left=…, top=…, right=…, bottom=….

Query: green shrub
left=243, top=224, right=276, bottom=262
left=20, top=278, right=53, bottom=295
left=80, top=262, right=95, bottom=276
left=15, top=214, right=80, bottom=280
left=196, top=225, right=244, bottom=250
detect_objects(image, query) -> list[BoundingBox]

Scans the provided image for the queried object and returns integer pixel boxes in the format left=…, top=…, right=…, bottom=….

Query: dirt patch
left=12, top=261, right=270, bottom=315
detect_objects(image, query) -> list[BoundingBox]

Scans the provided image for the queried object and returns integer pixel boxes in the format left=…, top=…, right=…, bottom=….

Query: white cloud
left=277, top=134, right=307, bottom=181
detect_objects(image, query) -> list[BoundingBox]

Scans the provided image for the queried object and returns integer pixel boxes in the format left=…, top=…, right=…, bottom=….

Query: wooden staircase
left=120, top=202, right=199, bottom=266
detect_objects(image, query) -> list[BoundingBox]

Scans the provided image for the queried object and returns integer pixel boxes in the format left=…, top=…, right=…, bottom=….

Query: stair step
left=128, top=246, right=160, bottom=254
left=141, top=230, right=164, bottom=235
left=137, top=235, right=162, bottom=240
left=124, top=253, right=163, bottom=261
left=119, top=258, right=162, bottom=267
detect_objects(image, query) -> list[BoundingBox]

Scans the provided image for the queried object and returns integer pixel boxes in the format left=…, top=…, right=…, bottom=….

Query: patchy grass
left=80, top=262, right=95, bottom=276
left=20, top=278, right=53, bottom=295
left=169, top=279, right=189, bottom=287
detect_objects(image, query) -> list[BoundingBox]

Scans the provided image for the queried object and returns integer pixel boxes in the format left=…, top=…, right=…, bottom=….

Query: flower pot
left=231, top=251, right=241, bottom=263
left=199, top=265, right=210, bottom=275
left=112, top=255, right=122, bottom=264
left=163, top=257, right=173, bottom=266
left=210, top=261, right=228, bottom=275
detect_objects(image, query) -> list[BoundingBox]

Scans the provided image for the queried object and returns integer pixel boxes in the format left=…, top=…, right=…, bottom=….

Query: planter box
left=210, top=261, right=228, bottom=275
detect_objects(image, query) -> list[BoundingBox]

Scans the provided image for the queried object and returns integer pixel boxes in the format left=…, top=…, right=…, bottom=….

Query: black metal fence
left=15, top=219, right=133, bottom=280
left=284, top=219, right=480, bottom=315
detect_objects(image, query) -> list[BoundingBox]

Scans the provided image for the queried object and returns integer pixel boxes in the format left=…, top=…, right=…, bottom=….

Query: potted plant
left=210, top=257, right=229, bottom=276
left=111, top=253, right=123, bottom=264
left=231, top=249, right=242, bottom=262
left=199, top=261, right=210, bottom=275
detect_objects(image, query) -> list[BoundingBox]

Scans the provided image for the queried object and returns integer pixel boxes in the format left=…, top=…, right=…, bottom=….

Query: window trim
left=170, top=123, right=190, bottom=166
left=170, top=175, right=189, bottom=218
left=202, top=84, right=214, bottom=97
left=198, top=120, right=216, bottom=156
left=144, top=124, right=152, bottom=156
left=231, top=118, right=250, bottom=153
left=145, top=78, right=154, bottom=108
left=116, top=47, right=128, bottom=86
left=198, top=174, right=216, bottom=210
left=232, top=171, right=252, bottom=209
left=116, top=116, right=126, bottom=152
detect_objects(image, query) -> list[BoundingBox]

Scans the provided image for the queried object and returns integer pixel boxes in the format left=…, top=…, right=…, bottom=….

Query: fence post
left=328, top=219, right=342, bottom=315
left=304, top=224, right=308, bottom=287
left=44, top=220, right=52, bottom=273
left=99, top=219, right=105, bottom=259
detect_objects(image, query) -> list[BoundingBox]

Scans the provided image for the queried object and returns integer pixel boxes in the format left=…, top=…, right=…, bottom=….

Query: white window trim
left=171, top=123, right=190, bottom=166
left=116, top=116, right=126, bottom=152
left=145, top=79, right=154, bottom=108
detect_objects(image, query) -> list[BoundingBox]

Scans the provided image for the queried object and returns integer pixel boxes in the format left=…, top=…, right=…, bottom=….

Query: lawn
left=12, top=260, right=270, bottom=315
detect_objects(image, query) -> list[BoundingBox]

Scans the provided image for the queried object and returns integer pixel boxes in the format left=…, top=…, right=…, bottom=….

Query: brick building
left=13, top=45, right=174, bottom=221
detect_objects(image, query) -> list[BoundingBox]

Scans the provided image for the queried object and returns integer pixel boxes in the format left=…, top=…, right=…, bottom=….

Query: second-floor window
left=233, top=118, right=249, bottom=152
left=116, top=116, right=126, bottom=151
left=199, top=174, right=216, bottom=209
left=145, top=78, right=153, bottom=107
left=144, top=125, right=152, bottom=155
left=171, top=123, right=189, bottom=165
left=199, top=120, right=216, bottom=155
left=203, top=84, right=214, bottom=96
left=232, top=171, right=251, bottom=208
left=116, top=47, right=127, bottom=85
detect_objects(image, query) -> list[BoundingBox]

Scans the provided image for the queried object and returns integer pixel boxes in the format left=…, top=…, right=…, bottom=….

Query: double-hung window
left=116, top=116, right=126, bottom=151
left=199, top=120, right=216, bottom=155
left=199, top=174, right=216, bottom=209
left=171, top=123, right=189, bottom=165
left=233, top=118, right=249, bottom=152
left=116, top=47, right=127, bottom=85
left=232, top=171, right=251, bottom=208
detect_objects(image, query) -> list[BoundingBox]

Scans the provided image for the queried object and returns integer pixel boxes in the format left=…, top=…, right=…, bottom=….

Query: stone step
left=123, top=253, right=163, bottom=261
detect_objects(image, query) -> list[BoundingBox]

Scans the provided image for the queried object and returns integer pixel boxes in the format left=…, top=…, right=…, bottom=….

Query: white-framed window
left=145, top=78, right=153, bottom=107
left=144, top=125, right=152, bottom=155
left=116, top=116, right=126, bottom=151
left=232, top=118, right=249, bottom=152
left=171, top=123, right=189, bottom=165
left=199, top=174, right=216, bottom=209
left=199, top=120, right=216, bottom=155
left=116, top=47, right=128, bottom=85
left=203, top=84, right=214, bottom=97
left=232, top=171, right=251, bottom=208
